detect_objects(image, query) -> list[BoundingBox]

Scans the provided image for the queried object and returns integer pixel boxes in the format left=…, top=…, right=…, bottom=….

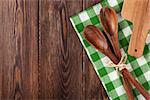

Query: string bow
left=107, top=54, right=127, bottom=75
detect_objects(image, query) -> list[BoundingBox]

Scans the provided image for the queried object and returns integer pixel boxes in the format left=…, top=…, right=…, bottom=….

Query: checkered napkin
left=70, top=0, right=150, bottom=99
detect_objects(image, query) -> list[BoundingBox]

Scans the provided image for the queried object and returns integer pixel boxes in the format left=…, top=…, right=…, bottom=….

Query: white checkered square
left=126, top=63, right=133, bottom=72
left=87, top=46, right=97, bottom=54
left=116, top=86, right=126, bottom=96
left=101, top=56, right=110, bottom=67
left=137, top=56, right=147, bottom=66
left=93, top=3, right=102, bottom=15
left=144, top=71, right=150, bottom=81
left=122, top=27, right=132, bottom=37
left=137, top=94, right=145, bottom=100
left=108, top=71, right=119, bottom=81
left=120, top=48, right=125, bottom=55
left=117, top=13, right=123, bottom=23
left=79, top=11, right=89, bottom=22
left=107, top=0, right=118, bottom=7
left=146, top=34, right=150, bottom=44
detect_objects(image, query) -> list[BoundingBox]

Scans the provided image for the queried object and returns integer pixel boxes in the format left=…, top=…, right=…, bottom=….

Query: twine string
left=106, top=54, right=127, bottom=75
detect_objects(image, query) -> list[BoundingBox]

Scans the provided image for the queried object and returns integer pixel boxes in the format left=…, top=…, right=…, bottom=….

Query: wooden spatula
left=121, top=0, right=150, bottom=58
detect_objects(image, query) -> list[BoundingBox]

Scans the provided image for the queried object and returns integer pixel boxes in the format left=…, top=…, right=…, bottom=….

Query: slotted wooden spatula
left=121, top=0, right=150, bottom=58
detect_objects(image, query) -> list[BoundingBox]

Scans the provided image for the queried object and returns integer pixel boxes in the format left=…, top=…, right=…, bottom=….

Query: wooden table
left=0, top=0, right=108, bottom=99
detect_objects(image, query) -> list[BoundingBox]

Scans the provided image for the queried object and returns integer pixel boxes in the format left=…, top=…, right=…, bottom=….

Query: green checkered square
left=87, top=46, right=97, bottom=54
left=91, top=52, right=100, bottom=62
left=119, top=20, right=130, bottom=29
left=98, top=67, right=108, bottom=77
left=83, top=39, right=90, bottom=47
left=70, top=0, right=150, bottom=99
left=75, top=23, right=84, bottom=33
left=90, top=16, right=100, bottom=25
left=144, top=45, right=149, bottom=55
left=106, top=82, right=115, bottom=91
left=128, top=55, right=136, bottom=62
left=114, top=94, right=127, bottom=100
left=87, top=8, right=97, bottom=17
left=102, top=75, right=111, bottom=84
left=143, top=82, right=150, bottom=90
left=82, top=20, right=92, bottom=27
left=112, top=78, right=123, bottom=88
left=109, top=90, right=119, bottom=99
left=95, top=60, right=104, bottom=69
left=134, top=68, right=143, bottom=77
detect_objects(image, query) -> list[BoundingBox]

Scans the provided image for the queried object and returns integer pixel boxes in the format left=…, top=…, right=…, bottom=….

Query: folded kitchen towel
left=70, top=0, right=150, bottom=100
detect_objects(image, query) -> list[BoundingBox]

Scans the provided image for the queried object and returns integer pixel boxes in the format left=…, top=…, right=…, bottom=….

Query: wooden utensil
left=121, top=0, right=150, bottom=58
left=121, top=69, right=150, bottom=99
left=100, top=7, right=122, bottom=60
left=122, top=75, right=134, bottom=100
left=83, top=25, right=119, bottom=64
left=84, top=25, right=150, bottom=99
left=100, top=7, right=134, bottom=99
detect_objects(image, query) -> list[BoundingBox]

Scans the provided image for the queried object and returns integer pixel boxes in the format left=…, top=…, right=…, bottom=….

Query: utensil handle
left=122, top=74, right=134, bottom=100
left=121, top=68, right=150, bottom=99
left=106, top=50, right=119, bottom=65
left=128, top=23, right=149, bottom=58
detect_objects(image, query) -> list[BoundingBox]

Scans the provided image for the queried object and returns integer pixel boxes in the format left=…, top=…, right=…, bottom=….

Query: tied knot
left=107, top=54, right=127, bottom=74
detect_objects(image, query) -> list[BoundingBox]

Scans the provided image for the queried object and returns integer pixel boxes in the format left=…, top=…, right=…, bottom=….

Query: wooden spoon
left=83, top=25, right=150, bottom=99
left=83, top=25, right=118, bottom=64
left=121, top=69, right=150, bottom=99
left=100, top=7, right=150, bottom=99
left=100, top=7, right=122, bottom=60
left=122, top=75, right=134, bottom=100
left=83, top=25, right=132, bottom=97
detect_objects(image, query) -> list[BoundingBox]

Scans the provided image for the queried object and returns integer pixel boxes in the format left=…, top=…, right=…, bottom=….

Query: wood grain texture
left=39, top=0, right=83, bottom=99
left=121, top=0, right=150, bottom=57
left=0, top=0, right=39, bottom=99
left=0, top=0, right=108, bottom=99
left=82, top=1, right=108, bottom=100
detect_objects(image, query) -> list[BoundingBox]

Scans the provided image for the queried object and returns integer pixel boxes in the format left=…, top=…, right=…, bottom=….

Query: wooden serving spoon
left=122, top=75, right=134, bottom=100
left=83, top=25, right=150, bottom=99
left=100, top=7, right=121, bottom=60
left=100, top=7, right=150, bottom=99
left=83, top=25, right=118, bottom=64
left=100, top=7, right=134, bottom=99
left=84, top=25, right=134, bottom=99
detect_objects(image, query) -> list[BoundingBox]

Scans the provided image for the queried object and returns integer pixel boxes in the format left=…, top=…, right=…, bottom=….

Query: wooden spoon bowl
left=83, top=25, right=119, bottom=64
left=100, top=7, right=121, bottom=60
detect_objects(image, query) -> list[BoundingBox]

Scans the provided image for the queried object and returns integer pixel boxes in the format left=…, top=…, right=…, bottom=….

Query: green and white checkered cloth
left=70, top=0, right=150, bottom=99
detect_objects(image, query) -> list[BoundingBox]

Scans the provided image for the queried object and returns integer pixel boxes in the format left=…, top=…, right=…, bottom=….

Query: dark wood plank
left=0, top=0, right=109, bottom=99
left=0, top=0, right=39, bottom=99
left=39, top=0, right=83, bottom=99
left=82, top=0, right=108, bottom=99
